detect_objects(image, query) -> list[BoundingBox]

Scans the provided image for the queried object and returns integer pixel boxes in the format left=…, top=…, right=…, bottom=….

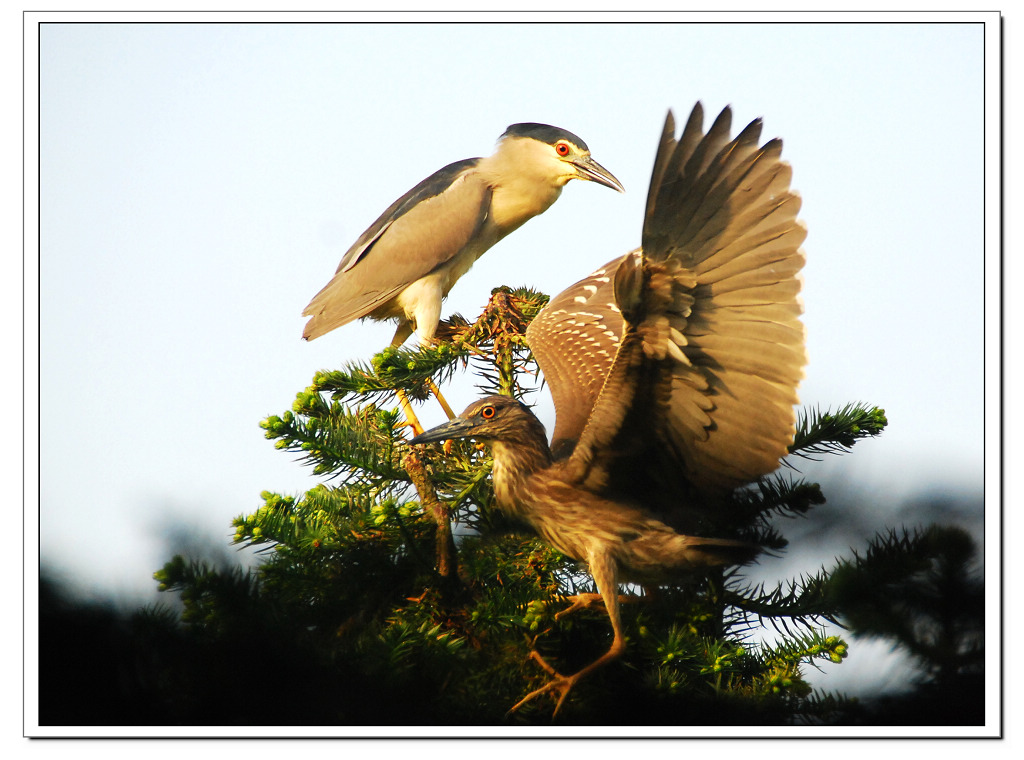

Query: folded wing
left=303, top=159, right=489, bottom=340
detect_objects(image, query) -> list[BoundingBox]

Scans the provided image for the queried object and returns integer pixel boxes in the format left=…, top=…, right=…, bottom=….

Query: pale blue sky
left=31, top=13, right=999, bottom=704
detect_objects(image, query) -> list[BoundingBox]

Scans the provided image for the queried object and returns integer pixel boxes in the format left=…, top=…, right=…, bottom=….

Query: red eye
left=555, top=142, right=570, bottom=157
left=481, top=406, right=496, bottom=419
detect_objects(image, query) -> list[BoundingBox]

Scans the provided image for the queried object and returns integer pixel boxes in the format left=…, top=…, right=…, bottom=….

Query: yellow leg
left=507, top=552, right=626, bottom=719
left=390, top=321, right=454, bottom=435
left=552, top=593, right=634, bottom=621
left=425, top=377, right=457, bottom=420
left=395, top=389, right=424, bottom=437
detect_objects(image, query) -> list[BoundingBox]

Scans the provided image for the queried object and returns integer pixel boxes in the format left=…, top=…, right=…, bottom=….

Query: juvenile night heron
left=302, top=123, right=623, bottom=347
left=411, top=102, right=807, bottom=715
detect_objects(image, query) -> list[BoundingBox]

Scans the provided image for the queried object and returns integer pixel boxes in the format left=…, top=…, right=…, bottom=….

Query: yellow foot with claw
left=506, top=651, right=580, bottom=718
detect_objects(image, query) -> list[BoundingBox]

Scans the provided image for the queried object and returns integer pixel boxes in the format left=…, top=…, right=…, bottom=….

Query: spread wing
left=303, top=158, right=490, bottom=340
left=528, top=102, right=807, bottom=515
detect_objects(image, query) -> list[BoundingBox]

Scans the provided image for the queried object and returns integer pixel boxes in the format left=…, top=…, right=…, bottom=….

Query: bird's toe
left=506, top=672, right=578, bottom=718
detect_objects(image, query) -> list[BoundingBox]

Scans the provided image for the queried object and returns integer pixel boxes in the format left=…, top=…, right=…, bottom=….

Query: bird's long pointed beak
left=408, top=416, right=477, bottom=445
left=572, top=155, right=625, bottom=192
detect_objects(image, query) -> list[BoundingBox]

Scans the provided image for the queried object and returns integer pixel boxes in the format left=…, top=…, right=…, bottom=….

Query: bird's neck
left=476, top=143, right=566, bottom=229
left=489, top=436, right=553, bottom=515
left=489, top=178, right=564, bottom=231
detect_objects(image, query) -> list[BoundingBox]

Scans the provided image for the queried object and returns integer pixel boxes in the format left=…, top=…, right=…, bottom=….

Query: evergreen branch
left=314, top=342, right=469, bottom=404
left=418, top=450, right=495, bottom=534
left=153, top=555, right=261, bottom=631
left=732, top=472, right=826, bottom=523
left=404, top=449, right=459, bottom=580
left=446, top=462, right=494, bottom=511
left=262, top=399, right=408, bottom=484
left=736, top=523, right=789, bottom=553
left=825, top=525, right=984, bottom=680
left=412, top=437, right=494, bottom=495
left=438, top=286, right=548, bottom=400
left=436, top=286, right=550, bottom=345
left=748, top=630, right=850, bottom=709
left=232, top=485, right=416, bottom=553
left=755, top=629, right=850, bottom=670
left=789, top=403, right=887, bottom=460
left=231, top=490, right=305, bottom=549
left=725, top=567, right=841, bottom=632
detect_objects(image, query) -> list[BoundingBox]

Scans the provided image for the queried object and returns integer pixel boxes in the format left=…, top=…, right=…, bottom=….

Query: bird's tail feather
left=675, top=535, right=761, bottom=569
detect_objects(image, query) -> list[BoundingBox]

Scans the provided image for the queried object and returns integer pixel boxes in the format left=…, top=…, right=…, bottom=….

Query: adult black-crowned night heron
left=302, top=123, right=623, bottom=347
left=411, top=102, right=807, bottom=716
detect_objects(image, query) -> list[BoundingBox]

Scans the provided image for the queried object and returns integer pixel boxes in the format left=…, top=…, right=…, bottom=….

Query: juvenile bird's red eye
left=481, top=406, right=496, bottom=419
left=555, top=142, right=570, bottom=157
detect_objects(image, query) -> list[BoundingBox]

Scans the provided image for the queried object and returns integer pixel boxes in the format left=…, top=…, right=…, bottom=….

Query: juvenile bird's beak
left=572, top=155, right=625, bottom=192
left=409, top=416, right=478, bottom=445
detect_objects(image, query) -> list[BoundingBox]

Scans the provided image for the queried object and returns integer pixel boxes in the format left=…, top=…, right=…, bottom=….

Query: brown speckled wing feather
left=528, top=102, right=807, bottom=514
